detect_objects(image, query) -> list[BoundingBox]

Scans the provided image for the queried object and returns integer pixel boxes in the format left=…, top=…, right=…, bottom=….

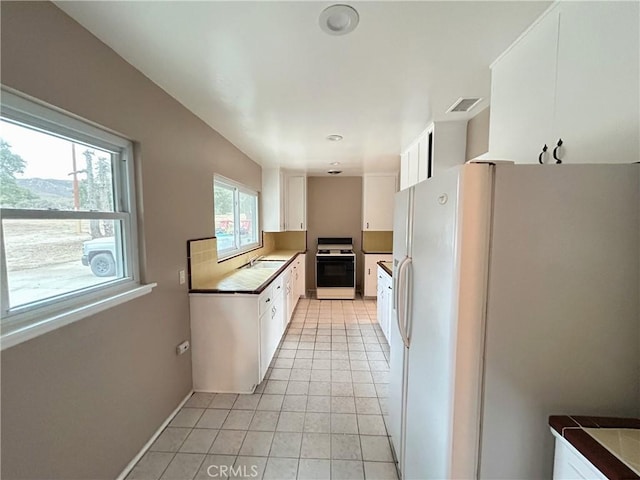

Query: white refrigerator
left=388, top=162, right=640, bottom=479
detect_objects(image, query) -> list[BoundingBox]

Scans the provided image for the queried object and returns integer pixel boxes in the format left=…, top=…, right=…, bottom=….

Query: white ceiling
left=55, top=1, right=551, bottom=175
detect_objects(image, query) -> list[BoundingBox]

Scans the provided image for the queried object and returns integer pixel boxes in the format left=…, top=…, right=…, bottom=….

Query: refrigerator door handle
left=396, top=256, right=411, bottom=348
left=403, top=258, right=413, bottom=347
left=393, top=256, right=407, bottom=311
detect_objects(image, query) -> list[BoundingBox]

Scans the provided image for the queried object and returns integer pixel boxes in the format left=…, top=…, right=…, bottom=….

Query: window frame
left=0, top=88, right=151, bottom=348
left=213, top=175, right=260, bottom=260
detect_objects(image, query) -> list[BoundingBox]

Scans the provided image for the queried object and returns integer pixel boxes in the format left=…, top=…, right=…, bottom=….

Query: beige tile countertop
left=191, top=250, right=304, bottom=294
left=584, top=428, right=640, bottom=475
left=549, top=415, right=640, bottom=479
left=378, top=261, right=393, bottom=277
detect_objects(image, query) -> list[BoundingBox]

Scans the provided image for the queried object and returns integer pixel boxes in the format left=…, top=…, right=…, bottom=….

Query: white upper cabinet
left=363, top=174, right=397, bottom=231
left=286, top=175, right=306, bottom=231
left=489, top=2, right=639, bottom=164
left=262, top=168, right=285, bottom=232
left=262, top=168, right=307, bottom=232
left=400, top=120, right=467, bottom=190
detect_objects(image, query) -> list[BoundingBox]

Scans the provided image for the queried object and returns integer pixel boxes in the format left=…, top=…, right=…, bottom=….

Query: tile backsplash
left=362, top=231, right=393, bottom=253
left=189, top=233, right=276, bottom=289
left=188, top=231, right=307, bottom=289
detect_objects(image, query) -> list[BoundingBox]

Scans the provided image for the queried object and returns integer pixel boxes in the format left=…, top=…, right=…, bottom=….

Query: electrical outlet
left=179, top=269, right=186, bottom=285
left=176, top=340, right=190, bottom=355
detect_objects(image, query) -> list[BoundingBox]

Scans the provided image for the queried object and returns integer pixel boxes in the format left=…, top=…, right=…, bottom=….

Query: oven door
left=316, top=256, right=355, bottom=288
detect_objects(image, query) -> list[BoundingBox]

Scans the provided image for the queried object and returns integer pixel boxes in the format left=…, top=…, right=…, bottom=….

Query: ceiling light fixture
left=328, top=169, right=342, bottom=175
left=330, top=162, right=341, bottom=166
left=326, top=134, right=343, bottom=142
left=319, top=5, right=359, bottom=36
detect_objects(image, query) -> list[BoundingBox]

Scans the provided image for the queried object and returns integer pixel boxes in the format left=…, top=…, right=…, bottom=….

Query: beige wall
left=0, top=2, right=261, bottom=478
left=466, top=106, right=491, bottom=160
left=306, top=177, right=363, bottom=293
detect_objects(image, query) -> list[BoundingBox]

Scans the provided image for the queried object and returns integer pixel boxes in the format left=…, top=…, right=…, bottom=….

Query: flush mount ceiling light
left=326, top=134, right=343, bottom=142
left=328, top=169, right=342, bottom=175
left=330, top=161, right=341, bottom=166
left=319, top=5, right=359, bottom=36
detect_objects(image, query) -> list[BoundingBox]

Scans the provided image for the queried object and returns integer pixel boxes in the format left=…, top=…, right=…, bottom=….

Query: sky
left=0, top=120, right=110, bottom=181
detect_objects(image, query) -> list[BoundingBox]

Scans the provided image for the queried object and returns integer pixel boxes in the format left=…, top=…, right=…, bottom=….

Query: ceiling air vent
left=447, top=97, right=482, bottom=113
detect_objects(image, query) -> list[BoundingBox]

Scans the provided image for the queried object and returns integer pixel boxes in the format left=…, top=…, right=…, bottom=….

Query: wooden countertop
left=190, top=250, right=304, bottom=294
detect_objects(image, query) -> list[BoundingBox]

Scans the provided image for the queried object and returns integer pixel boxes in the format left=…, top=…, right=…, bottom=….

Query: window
left=0, top=89, right=149, bottom=347
left=214, top=176, right=259, bottom=258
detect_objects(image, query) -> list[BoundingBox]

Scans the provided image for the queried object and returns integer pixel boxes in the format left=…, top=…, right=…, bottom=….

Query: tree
left=214, top=185, right=233, bottom=215
left=79, top=149, right=115, bottom=238
left=0, top=139, right=37, bottom=207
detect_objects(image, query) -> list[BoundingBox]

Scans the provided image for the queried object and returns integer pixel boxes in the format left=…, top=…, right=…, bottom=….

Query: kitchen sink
left=244, top=260, right=286, bottom=270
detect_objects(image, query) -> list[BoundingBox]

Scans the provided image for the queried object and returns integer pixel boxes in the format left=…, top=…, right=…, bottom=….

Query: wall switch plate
left=179, top=269, right=186, bottom=285
left=176, top=340, right=190, bottom=355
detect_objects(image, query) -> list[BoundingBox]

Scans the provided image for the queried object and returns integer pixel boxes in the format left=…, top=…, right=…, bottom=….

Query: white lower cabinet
left=294, top=254, right=306, bottom=299
left=364, top=254, right=392, bottom=297
left=551, top=430, right=606, bottom=479
left=376, top=266, right=393, bottom=343
left=284, top=267, right=294, bottom=329
left=190, top=253, right=305, bottom=393
left=260, top=287, right=283, bottom=381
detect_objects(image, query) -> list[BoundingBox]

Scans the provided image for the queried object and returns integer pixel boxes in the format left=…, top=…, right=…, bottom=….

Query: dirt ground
left=3, top=219, right=92, bottom=271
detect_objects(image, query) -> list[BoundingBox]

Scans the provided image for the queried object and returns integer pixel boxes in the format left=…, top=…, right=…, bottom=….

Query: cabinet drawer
left=272, top=275, right=284, bottom=298
left=259, top=286, right=274, bottom=317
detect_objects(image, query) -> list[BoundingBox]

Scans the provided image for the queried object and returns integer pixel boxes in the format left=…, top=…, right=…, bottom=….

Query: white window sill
left=0, top=283, right=157, bottom=351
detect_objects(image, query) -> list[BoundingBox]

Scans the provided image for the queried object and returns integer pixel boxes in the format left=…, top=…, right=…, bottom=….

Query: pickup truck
left=81, top=236, right=116, bottom=277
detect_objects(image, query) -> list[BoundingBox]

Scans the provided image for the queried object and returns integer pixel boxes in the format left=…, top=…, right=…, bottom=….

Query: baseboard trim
left=116, top=389, right=194, bottom=480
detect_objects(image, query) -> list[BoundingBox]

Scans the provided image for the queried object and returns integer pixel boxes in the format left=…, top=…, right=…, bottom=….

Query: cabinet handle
left=368, top=268, right=370, bottom=275
left=538, top=144, right=548, bottom=165
left=277, top=285, right=281, bottom=290
left=266, top=298, right=271, bottom=303
left=366, top=222, right=369, bottom=229
left=553, top=138, right=563, bottom=164
left=300, top=222, right=303, bottom=229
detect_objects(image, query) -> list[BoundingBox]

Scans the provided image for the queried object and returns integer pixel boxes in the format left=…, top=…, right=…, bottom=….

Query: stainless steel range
left=316, top=237, right=355, bottom=300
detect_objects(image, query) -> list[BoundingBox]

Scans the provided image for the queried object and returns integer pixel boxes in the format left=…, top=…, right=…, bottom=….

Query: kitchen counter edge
left=190, top=251, right=305, bottom=295
left=549, top=415, right=640, bottom=480
left=377, top=261, right=393, bottom=277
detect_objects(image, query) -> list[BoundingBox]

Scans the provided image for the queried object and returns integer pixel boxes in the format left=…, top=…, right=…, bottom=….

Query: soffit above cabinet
left=55, top=1, right=550, bottom=174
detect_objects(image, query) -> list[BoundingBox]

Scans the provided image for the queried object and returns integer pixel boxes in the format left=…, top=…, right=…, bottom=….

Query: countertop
left=378, top=261, right=393, bottom=277
left=190, top=250, right=304, bottom=294
left=362, top=250, right=393, bottom=255
left=549, top=415, right=640, bottom=479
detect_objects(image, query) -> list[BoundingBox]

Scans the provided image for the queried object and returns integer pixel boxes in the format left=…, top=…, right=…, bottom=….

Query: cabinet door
left=286, top=175, right=306, bottom=231
left=364, top=256, right=379, bottom=297
left=376, top=271, right=385, bottom=324
left=262, top=168, right=285, bottom=232
left=365, top=255, right=392, bottom=297
left=259, top=310, right=272, bottom=381
left=384, top=277, right=393, bottom=343
left=408, top=141, right=420, bottom=186
left=296, top=254, right=306, bottom=299
left=417, top=132, right=430, bottom=183
left=554, top=1, right=639, bottom=164
left=489, top=8, right=559, bottom=163
left=400, top=152, right=410, bottom=190
left=285, top=271, right=293, bottom=327
left=363, top=175, right=397, bottom=231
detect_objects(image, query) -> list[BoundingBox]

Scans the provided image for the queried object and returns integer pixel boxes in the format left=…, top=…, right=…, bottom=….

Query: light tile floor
left=127, top=297, right=398, bottom=480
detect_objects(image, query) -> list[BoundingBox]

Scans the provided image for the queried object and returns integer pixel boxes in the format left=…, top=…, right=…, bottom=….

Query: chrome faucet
left=249, top=255, right=261, bottom=267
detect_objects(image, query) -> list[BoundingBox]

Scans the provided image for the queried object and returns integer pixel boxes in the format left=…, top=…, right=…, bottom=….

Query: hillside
left=15, top=177, right=74, bottom=209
